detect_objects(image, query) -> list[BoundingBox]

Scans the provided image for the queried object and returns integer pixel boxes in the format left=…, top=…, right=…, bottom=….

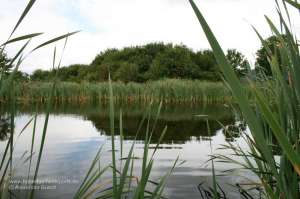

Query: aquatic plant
left=1, top=79, right=232, bottom=105
left=190, top=0, right=300, bottom=198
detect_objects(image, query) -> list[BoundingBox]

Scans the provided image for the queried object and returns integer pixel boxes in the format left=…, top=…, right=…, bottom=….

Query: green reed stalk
left=4, top=80, right=232, bottom=106
left=189, top=0, right=300, bottom=198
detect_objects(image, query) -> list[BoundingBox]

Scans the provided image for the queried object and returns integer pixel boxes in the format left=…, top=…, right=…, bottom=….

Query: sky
left=1, top=0, right=299, bottom=73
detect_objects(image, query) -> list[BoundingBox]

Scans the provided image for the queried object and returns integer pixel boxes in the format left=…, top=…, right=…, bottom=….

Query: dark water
left=0, top=103, right=252, bottom=199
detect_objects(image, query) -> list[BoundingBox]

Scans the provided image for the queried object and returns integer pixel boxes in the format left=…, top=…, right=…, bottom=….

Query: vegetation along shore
left=1, top=79, right=231, bottom=105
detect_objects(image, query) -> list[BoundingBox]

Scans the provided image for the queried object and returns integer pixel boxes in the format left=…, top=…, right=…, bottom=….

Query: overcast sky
left=1, top=0, right=299, bottom=73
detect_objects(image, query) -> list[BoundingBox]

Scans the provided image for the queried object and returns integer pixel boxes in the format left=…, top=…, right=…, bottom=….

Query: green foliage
left=4, top=79, right=232, bottom=105
left=113, top=62, right=139, bottom=82
left=0, top=49, right=28, bottom=81
left=31, top=69, right=52, bottom=81
left=192, top=50, right=216, bottom=71
left=0, top=49, right=12, bottom=75
left=226, top=49, right=249, bottom=76
left=29, top=43, right=248, bottom=83
left=56, top=64, right=89, bottom=82
left=14, top=71, right=29, bottom=81
left=146, top=45, right=201, bottom=80
left=192, top=50, right=221, bottom=80
left=255, top=35, right=286, bottom=76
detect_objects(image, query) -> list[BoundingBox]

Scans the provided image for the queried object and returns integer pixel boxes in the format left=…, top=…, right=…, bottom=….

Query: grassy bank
left=3, top=79, right=232, bottom=105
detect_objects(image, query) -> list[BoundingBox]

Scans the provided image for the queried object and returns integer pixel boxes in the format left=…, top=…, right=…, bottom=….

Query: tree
left=98, top=62, right=123, bottom=81
left=146, top=45, right=200, bottom=80
left=0, top=49, right=12, bottom=76
left=29, top=43, right=243, bottom=82
left=31, top=69, right=51, bottom=81
left=255, top=35, right=285, bottom=76
left=192, top=50, right=220, bottom=80
left=192, top=50, right=216, bottom=71
left=226, top=49, right=249, bottom=76
left=113, top=62, right=139, bottom=83
left=14, top=71, right=29, bottom=81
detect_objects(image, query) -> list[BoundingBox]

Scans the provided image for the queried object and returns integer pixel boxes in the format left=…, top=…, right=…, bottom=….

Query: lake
left=0, top=103, right=253, bottom=199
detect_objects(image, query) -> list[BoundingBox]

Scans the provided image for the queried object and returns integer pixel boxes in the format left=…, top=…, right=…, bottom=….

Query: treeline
left=29, top=43, right=249, bottom=83
left=3, top=36, right=279, bottom=83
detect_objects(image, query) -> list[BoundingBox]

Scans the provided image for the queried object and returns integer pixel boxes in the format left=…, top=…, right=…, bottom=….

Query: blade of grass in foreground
left=28, top=46, right=58, bottom=199
left=9, top=0, right=36, bottom=39
left=256, top=13, right=300, bottom=174
left=31, top=31, right=80, bottom=53
left=188, top=0, right=280, bottom=179
left=285, top=0, right=300, bottom=9
left=0, top=41, right=29, bottom=95
left=28, top=89, right=51, bottom=199
left=206, top=119, right=218, bottom=199
left=74, top=145, right=109, bottom=199
left=149, top=156, right=180, bottom=199
left=108, top=74, right=118, bottom=197
left=119, top=110, right=123, bottom=159
left=27, top=113, right=37, bottom=182
left=1, top=33, right=43, bottom=46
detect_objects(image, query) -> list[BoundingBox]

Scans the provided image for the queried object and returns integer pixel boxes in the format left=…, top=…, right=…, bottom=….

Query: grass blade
left=9, top=0, right=36, bottom=38
left=2, top=33, right=43, bottom=46
left=31, top=31, right=79, bottom=52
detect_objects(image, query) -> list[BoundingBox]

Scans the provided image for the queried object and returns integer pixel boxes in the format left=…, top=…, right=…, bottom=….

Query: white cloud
left=1, top=0, right=299, bottom=73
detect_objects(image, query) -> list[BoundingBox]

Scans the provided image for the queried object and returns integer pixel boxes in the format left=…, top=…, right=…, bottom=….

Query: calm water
left=0, top=103, right=253, bottom=199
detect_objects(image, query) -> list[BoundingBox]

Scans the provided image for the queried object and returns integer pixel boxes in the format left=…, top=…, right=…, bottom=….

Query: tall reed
left=2, top=79, right=232, bottom=105
left=190, top=0, right=300, bottom=197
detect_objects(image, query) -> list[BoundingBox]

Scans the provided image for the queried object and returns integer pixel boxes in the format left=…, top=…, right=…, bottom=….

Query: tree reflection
left=0, top=118, right=10, bottom=141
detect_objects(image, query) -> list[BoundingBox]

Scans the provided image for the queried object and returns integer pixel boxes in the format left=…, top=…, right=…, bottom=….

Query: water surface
left=0, top=103, right=250, bottom=199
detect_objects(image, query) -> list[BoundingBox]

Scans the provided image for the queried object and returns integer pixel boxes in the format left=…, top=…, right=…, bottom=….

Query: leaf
left=31, top=31, right=80, bottom=52
left=9, top=0, right=37, bottom=37
left=285, top=0, right=300, bottom=9
left=1, top=33, right=43, bottom=46
left=188, top=0, right=279, bottom=179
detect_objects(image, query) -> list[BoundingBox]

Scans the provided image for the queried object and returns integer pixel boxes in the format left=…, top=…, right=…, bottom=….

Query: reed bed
left=4, top=79, right=232, bottom=105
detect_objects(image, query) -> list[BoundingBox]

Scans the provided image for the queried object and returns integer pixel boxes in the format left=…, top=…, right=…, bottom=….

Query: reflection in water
left=223, top=121, right=246, bottom=142
left=0, top=118, right=10, bottom=141
left=0, top=103, right=237, bottom=143
left=89, top=115, right=235, bottom=143
left=0, top=103, right=246, bottom=199
left=87, top=104, right=236, bottom=143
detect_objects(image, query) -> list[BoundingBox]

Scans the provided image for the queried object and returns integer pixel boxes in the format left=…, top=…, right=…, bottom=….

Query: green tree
left=31, top=69, right=51, bottom=81
left=14, top=71, right=29, bottom=81
left=226, top=49, right=249, bottom=76
left=29, top=43, right=240, bottom=82
left=192, top=50, right=220, bottom=80
left=113, top=62, right=139, bottom=83
left=255, top=35, right=285, bottom=76
left=98, top=62, right=123, bottom=81
left=147, top=45, right=200, bottom=80
left=0, top=49, right=12, bottom=76
left=192, top=50, right=216, bottom=71
left=91, top=48, right=118, bottom=66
